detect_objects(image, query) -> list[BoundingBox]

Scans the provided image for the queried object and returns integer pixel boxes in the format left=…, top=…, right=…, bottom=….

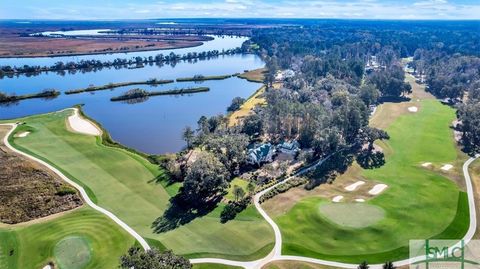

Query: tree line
left=0, top=48, right=244, bottom=79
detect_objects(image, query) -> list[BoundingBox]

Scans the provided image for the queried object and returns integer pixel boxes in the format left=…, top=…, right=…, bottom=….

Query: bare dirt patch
left=0, top=125, right=82, bottom=224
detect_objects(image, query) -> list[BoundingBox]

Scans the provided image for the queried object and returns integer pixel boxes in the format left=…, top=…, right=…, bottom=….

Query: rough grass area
left=318, top=203, right=385, bottom=228
left=275, top=99, right=470, bottom=263
left=8, top=110, right=274, bottom=260
left=0, top=35, right=204, bottom=58
left=225, top=177, right=250, bottom=201
left=228, top=85, right=266, bottom=126
left=0, top=125, right=82, bottom=224
left=237, top=68, right=267, bottom=83
left=0, top=207, right=133, bottom=269
left=54, top=236, right=91, bottom=269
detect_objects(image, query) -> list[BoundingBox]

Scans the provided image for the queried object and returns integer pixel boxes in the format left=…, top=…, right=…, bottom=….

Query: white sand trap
left=345, top=181, right=365, bottom=191
left=16, top=131, right=30, bottom=137
left=368, top=184, right=388, bottom=195
left=441, top=164, right=453, bottom=171
left=332, top=195, right=344, bottom=203
left=355, top=198, right=365, bottom=203
left=422, top=162, right=432, bottom=167
left=408, top=106, right=418, bottom=112
left=68, top=108, right=101, bottom=136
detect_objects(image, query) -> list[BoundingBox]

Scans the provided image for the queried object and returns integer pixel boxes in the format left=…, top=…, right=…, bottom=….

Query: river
left=0, top=35, right=265, bottom=154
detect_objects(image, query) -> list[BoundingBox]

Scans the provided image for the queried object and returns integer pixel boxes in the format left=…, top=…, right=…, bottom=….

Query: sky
left=1, top=0, right=480, bottom=20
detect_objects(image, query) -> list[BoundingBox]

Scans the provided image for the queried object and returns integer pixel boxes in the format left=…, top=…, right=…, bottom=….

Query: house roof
left=277, top=140, right=300, bottom=151
left=248, top=143, right=273, bottom=161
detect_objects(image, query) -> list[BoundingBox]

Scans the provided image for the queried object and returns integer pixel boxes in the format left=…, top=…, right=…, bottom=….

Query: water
left=35, top=29, right=112, bottom=37
left=0, top=35, right=264, bottom=154
left=0, top=35, right=248, bottom=67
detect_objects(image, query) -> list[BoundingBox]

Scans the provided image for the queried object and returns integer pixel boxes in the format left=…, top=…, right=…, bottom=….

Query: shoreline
left=0, top=41, right=206, bottom=59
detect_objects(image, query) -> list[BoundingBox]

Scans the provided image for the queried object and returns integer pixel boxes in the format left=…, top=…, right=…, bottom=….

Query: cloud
left=4, top=0, right=480, bottom=20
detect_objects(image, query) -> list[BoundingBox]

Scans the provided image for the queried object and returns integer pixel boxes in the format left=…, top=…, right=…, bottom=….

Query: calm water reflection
left=0, top=38, right=264, bottom=153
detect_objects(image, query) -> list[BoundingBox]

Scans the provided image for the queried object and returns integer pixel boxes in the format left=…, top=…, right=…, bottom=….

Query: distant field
left=8, top=109, right=274, bottom=260
left=272, top=99, right=469, bottom=263
left=0, top=27, right=208, bottom=58
left=0, top=207, right=133, bottom=269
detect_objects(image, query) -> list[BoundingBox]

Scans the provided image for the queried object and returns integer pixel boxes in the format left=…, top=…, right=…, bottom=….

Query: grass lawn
left=225, top=177, right=250, bottom=201
left=0, top=207, right=133, bottom=269
left=275, top=99, right=470, bottom=263
left=193, top=264, right=243, bottom=269
left=7, top=109, right=274, bottom=260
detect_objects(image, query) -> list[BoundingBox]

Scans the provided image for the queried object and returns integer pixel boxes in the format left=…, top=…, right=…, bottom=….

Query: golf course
left=3, top=110, right=274, bottom=261
left=265, top=81, right=471, bottom=263
left=0, top=207, right=134, bottom=269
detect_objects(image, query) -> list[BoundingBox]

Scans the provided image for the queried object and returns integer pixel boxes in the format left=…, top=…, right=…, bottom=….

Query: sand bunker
left=16, top=131, right=30, bottom=138
left=345, top=181, right=365, bottom=191
left=422, top=162, right=432, bottom=167
left=408, top=106, right=418, bottom=112
left=355, top=198, right=365, bottom=203
left=368, top=184, right=388, bottom=195
left=68, top=109, right=101, bottom=136
left=332, top=195, right=344, bottom=203
left=441, top=164, right=453, bottom=171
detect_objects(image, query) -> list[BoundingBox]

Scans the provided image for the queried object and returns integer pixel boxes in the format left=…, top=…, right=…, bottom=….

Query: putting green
left=54, top=236, right=91, bottom=269
left=7, top=109, right=274, bottom=260
left=275, top=100, right=470, bottom=263
left=0, top=207, right=133, bottom=269
left=318, top=203, right=385, bottom=228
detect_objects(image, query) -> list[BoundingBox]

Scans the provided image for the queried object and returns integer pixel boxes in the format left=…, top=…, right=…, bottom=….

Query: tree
left=359, top=83, right=380, bottom=107
left=227, top=97, right=246, bottom=112
left=232, top=185, right=245, bottom=201
left=204, top=134, right=249, bottom=174
left=358, top=261, right=369, bottom=269
left=182, top=126, right=195, bottom=149
left=383, top=261, right=395, bottom=269
left=242, top=114, right=263, bottom=137
left=181, top=152, right=229, bottom=205
left=458, top=102, right=480, bottom=154
left=120, top=247, right=191, bottom=269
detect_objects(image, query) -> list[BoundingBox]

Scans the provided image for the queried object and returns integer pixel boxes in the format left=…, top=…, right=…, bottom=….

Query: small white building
left=275, top=69, right=295, bottom=81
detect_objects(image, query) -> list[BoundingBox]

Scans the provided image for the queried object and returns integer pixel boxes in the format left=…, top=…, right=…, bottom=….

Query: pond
left=0, top=35, right=264, bottom=154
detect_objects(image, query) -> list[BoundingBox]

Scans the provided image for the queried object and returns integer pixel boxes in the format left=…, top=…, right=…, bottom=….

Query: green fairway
left=0, top=207, right=133, bottom=269
left=54, top=236, right=91, bottom=269
left=8, top=109, right=274, bottom=260
left=318, top=203, right=385, bottom=228
left=275, top=99, right=470, bottom=263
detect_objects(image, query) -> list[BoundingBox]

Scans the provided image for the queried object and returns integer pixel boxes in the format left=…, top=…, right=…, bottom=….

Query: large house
left=247, top=143, right=275, bottom=166
left=277, top=140, right=300, bottom=155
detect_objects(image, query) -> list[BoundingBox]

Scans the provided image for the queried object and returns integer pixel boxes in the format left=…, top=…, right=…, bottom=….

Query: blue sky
left=1, top=0, right=479, bottom=20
